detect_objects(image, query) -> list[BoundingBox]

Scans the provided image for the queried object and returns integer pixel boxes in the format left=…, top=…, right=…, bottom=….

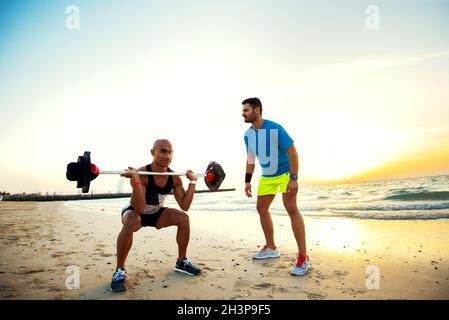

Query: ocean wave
left=300, top=207, right=327, bottom=212
left=303, top=209, right=449, bottom=220
left=352, top=212, right=449, bottom=220
left=383, top=191, right=449, bottom=201
left=330, top=202, right=449, bottom=211
left=64, top=201, right=449, bottom=220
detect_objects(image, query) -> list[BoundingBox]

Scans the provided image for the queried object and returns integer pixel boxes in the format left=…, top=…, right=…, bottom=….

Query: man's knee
left=122, top=212, right=141, bottom=232
left=284, top=205, right=299, bottom=216
left=256, top=204, right=270, bottom=214
left=177, top=211, right=190, bottom=227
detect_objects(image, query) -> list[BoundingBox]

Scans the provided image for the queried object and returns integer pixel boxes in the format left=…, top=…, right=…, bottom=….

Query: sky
left=0, top=0, right=448, bottom=194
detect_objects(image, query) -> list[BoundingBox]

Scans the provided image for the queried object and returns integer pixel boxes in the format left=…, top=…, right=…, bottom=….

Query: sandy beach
left=0, top=200, right=448, bottom=300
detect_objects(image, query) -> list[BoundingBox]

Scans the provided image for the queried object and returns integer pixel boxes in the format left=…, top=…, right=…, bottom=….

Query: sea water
left=64, top=175, right=449, bottom=220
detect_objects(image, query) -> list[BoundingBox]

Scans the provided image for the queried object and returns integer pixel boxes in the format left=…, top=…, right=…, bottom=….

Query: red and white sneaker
left=291, top=255, right=311, bottom=276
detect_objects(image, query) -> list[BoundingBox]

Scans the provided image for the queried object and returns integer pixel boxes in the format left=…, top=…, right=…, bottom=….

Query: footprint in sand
left=97, top=250, right=113, bottom=257
left=276, top=265, right=289, bottom=270
left=252, top=282, right=273, bottom=289
left=333, top=270, right=348, bottom=279
left=32, top=277, right=47, bottom=285
left=233, top=279, right=252, bottom=288
left=51, top=252, right=69, bottom=258
left=15, top=268, right=46, bottom=275
left=307, top=292, right=326, bottom=300
left=313, top=270, right=334, bottom=280
left=342, top=288, right=366, bottom=295
left=201, top=266, right=218, bottom=272
left=47, top=284, right=65, bottom=292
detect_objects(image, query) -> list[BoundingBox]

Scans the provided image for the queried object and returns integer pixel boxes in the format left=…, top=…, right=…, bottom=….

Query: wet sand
left=0, top=201, right=448, bottom=300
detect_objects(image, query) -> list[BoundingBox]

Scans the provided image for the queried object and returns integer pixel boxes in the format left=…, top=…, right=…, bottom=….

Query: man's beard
left=159, top=159, right=170, bottom=167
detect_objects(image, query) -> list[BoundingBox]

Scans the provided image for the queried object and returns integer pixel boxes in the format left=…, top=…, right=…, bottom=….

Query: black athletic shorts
left=121, top=205, right=167, bottom=228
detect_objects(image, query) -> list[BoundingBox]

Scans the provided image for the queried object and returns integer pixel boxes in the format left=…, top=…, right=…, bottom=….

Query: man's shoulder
left=137, top=165, right=149, bottom=185
left=264, top=119, right=283, bottom=129
left=244, top=126, right=255, bottom=139
left=172, top=175, right=182, bottom=187
left=168, top=168, right=180, bottom=185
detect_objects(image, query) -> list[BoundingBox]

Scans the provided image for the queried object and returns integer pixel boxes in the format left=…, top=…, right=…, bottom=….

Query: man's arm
left=286, top=144, right=299, bottom=195
left=287, top=144, right=298, bottom=176
left=245, top=153, right=255, bottom=198
left=246, top=162, right=255, bottom=175
left=121, top=166, right=146, bottom=213
left=173, top=172, right=197, bottom=211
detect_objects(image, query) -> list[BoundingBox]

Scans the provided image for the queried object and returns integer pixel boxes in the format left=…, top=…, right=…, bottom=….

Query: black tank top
left=145, top=164, right=174, bottom=206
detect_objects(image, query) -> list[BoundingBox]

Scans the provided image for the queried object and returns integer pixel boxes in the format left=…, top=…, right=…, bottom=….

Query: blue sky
left=0, top=0, right=448, bottom=193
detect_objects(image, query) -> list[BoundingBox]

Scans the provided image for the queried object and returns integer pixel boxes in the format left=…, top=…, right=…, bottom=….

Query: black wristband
left=245, top=173, right=253, bottom=183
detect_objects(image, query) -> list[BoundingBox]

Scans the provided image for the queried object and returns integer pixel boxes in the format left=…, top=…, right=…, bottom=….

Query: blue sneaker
left=253, top=245, right=280, bottom=260
left=111, top=268, right=128, bottom=292
left=291, top=255, right=311, bottom=276
left=174, top=258, right=201, bottom=276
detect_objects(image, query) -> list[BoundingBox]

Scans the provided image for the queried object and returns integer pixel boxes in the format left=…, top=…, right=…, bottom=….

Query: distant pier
left=0, top=188, right=236, bottom=202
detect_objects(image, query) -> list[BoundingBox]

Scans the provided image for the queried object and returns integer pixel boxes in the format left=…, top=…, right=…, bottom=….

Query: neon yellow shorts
left=257, top=172, right=290, bottom=196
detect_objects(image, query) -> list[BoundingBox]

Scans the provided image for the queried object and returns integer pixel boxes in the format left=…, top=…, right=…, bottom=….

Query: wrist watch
left=290, top=173, right=298, bottom=181
left=189, top=180, right=198, bottom=185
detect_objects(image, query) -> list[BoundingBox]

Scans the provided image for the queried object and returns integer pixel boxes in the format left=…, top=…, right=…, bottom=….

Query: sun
left=299, top=111, right=406, bottom=182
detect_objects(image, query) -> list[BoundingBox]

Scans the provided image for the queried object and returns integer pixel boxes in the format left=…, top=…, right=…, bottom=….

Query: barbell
left=66, top=151, right=226, bottom=193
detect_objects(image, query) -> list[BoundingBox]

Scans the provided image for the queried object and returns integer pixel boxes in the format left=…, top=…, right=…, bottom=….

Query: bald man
left=111, top=139, right=201, bottom=292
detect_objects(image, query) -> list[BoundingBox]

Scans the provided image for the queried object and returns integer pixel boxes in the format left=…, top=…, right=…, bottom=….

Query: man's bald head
left=151, top=139, right=173, bottom=168
left=153, top=139, right=172, bottom=149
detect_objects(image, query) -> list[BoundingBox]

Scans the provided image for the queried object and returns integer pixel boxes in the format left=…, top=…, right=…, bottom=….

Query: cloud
left=273, top=49, right=449, bottom=98
left=311, top=50, right=449, bottom=76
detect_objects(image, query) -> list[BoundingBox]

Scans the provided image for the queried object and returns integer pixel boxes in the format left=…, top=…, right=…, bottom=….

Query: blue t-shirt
left=244, top=119, right=294, bottom=177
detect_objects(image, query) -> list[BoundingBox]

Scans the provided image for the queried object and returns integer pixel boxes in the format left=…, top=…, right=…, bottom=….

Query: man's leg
left=282, top=192, right=307, bottom=256
left=256, top=195, right=276, bottom=249
left=155, top=208, right=200, bottom=275
left=117, top=211, right=142, bottom=270
left=155, top=208, right=190, bottom=261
